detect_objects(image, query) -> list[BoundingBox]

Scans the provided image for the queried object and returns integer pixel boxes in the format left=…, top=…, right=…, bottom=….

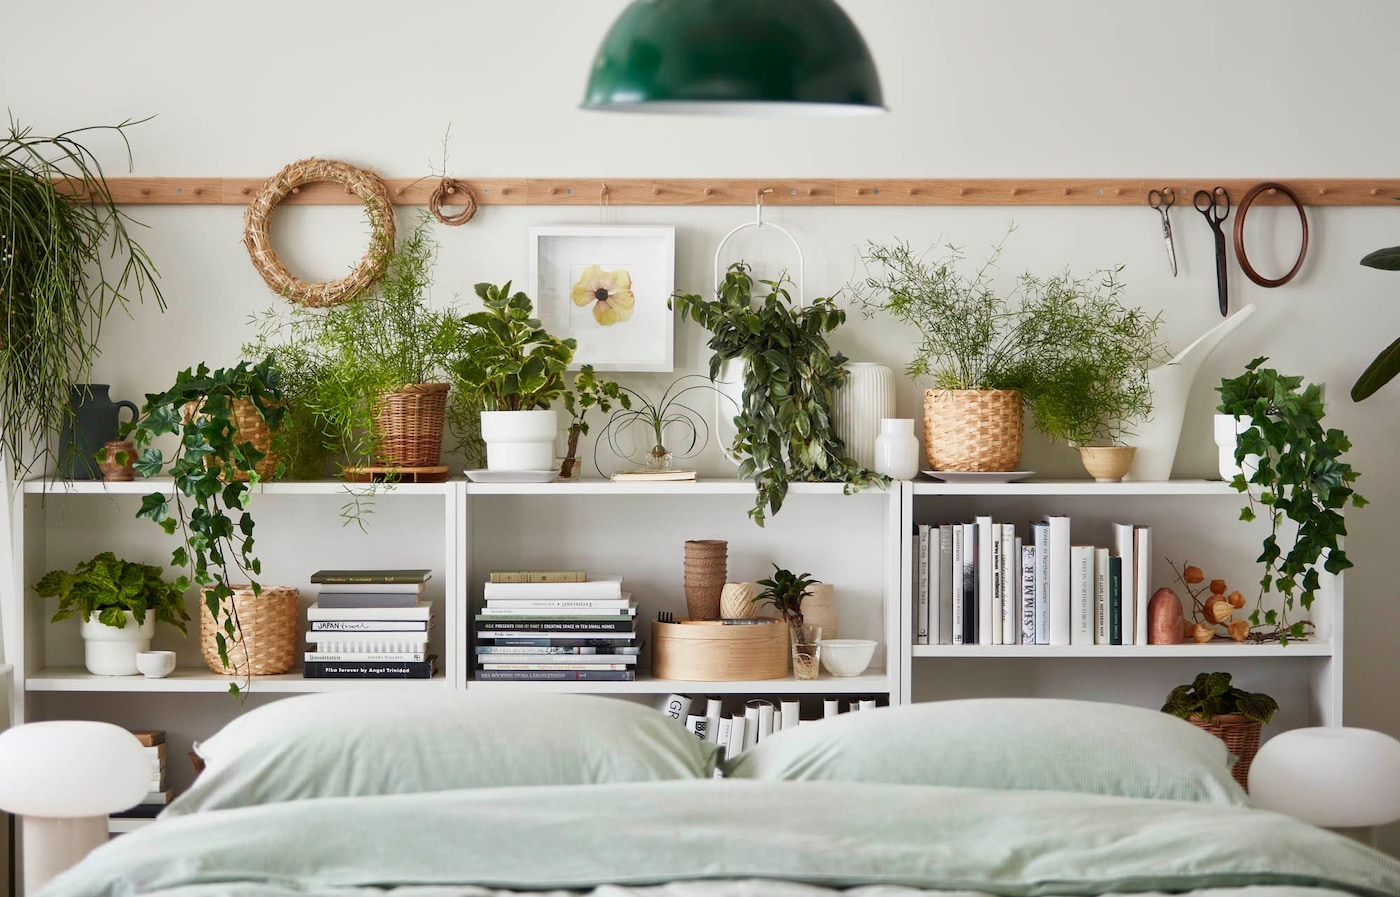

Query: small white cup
left=136, top=650, right=177, bottom=679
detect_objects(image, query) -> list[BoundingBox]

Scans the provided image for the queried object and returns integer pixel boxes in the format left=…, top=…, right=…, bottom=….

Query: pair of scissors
left=1194, top=187, right=1231, bottom=316
left=1148, top=188, right=1178, bottom=277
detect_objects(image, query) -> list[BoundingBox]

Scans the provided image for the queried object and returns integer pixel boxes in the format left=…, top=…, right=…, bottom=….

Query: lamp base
left=22, top=815, right=107, bottom=893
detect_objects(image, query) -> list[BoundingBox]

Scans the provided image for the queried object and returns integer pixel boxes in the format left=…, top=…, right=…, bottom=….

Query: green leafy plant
left=1216, top=357, right=1365, bottom=643
left=1162, top=671, right=1278, bottom=724
left=126, top=357, right=284, bottom=696
left=592, top=375, right=722, bottom=473
left=672, top=263, right=885, bottom=525
left=34, top=551, right=189, bottom=634
left=0, top=118, right=165, bottom=477
left=560, top=365, right=628, bottom=478
left=454, top=282, right=576, bottom=411
left=1351, top=241, right=1400, bottom=401
left=753, top=564, right=820, bottom=631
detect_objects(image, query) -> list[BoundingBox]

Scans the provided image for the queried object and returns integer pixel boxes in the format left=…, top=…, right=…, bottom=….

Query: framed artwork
left=529, top=225, right=676, bottom=372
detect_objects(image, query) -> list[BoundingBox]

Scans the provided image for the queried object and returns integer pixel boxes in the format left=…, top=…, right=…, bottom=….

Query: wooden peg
left=344, top=186, right=353, bottom=195
left=1010, top=187, right=1020, bottom=196
left=1267, top=187, right=1277, bottom=195
left=703, top=186, right=713, bottom=196
left=548, top=187, right=557, bottom=195
left=192, top=187, right=203, bottom=196
left=806, top=188, right=814, bottom=196
left=446, top=186, right=456, bottom=195
left=652, top=187, right=661, bottom=195
left=1062, top=188, right=1071, bottom=196
left=1318, top=187, right=1329, bottom=196
left=241, top=187, right=251, bottom=195
left=1372, top=187, right=1382, bottom=196
left=140, top=188, right=150, bottom=196
left=394, top=187, right=404, bottom=196
left=1113, top=188, right=1122, bottom=196
left=855, top=188, right=864, bottom=196
left=501, top=187, right=511, bottom=195
left=958, top=187, right=967, bottom=196
left=907, top=187, right=917, bottom=196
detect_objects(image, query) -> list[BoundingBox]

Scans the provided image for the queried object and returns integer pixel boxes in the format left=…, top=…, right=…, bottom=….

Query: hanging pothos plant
left=672, top=262, right=886, bottom=525
left=0, top=118, right=164, bottom=477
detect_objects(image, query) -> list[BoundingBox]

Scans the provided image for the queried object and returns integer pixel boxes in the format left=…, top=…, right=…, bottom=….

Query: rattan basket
left=183, top=398, right=279, bottom=481
left=200, top=585, right=299, bottom=676
left=374, top=383, right=450, bottom=467
left=1189, top=713, right=1262, bottom=790
left=923, top=388, right=1023, bottom=472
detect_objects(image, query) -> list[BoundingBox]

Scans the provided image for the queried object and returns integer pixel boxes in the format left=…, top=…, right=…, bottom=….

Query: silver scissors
left=1148, top=188, right=1178, bottom=277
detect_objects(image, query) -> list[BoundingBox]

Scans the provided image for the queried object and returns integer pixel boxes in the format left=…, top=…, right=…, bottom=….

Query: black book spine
left=303, top=661, right=435, bottom=679
left=475, top=621, right=634, bottom=632
left=961, top=559, right=976, bottom=645
left=475, top=669, right=636, bottom=681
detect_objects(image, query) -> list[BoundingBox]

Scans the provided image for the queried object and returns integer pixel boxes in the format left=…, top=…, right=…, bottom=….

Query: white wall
left=6, top=0, right=1400, bottom=850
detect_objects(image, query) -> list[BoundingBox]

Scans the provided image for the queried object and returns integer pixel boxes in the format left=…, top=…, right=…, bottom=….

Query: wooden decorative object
left=200, top=585, right=299, bottom=676
left=923, top=389, right=1023, bottom=472
left=651, top=618, right=789, bottom=681
left=373, top=383, right=450, bottom=468
left=719, top=582, right=757, bottom=619
left=340, top=465, right=451, bottom=484
left=1233, top=182, right=1309, bottom=288
left=1147, top=587, right=1186, bottom=645
left=243, top=157, right=395, bottom=307
left=1188, top=713, right=1263, bottom=790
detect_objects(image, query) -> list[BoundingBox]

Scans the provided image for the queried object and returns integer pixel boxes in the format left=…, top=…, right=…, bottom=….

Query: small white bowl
left=136, top=650, right=177, bottom=679
left=818, top=639, right=877, bottom=677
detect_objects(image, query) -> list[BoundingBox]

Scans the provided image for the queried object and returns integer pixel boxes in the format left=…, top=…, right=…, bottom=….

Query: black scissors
left=1194, top=187, right=1231, bottom=316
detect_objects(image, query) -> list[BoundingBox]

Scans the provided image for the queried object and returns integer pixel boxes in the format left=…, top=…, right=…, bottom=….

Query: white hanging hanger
left=712, top=188, right=805, bottom=302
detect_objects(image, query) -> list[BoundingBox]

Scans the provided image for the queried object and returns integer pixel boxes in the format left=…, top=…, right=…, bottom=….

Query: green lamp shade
left=583, top=0, right=885, bottom=115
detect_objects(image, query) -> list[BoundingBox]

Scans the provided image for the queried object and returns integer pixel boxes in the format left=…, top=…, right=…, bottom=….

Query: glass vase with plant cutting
left=753, top=564, right=822, bottom=680
left=592, top=374, right=724, bottom=474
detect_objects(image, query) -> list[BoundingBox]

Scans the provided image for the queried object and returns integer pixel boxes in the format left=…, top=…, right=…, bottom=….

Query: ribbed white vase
left=833, top=363, right=895, bottom=469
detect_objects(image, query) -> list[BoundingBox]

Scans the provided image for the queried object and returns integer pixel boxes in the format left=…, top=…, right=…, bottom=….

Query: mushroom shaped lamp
left=1249, top=727, right=1400, bottom=844
left=0, top=721, right=150, bottom=892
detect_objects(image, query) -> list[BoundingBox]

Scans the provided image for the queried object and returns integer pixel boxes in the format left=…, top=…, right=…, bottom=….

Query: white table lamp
left=1249, top=727, right=1400, bottom=842
left=0, top=721, right=150, bottom=892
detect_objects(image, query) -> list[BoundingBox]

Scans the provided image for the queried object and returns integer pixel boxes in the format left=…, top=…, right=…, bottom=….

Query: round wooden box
left=652, top=617, right=789, bottom=681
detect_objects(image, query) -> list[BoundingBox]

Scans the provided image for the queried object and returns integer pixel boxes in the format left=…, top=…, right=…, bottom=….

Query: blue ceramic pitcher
left=58, top=384, right=139, bottom=479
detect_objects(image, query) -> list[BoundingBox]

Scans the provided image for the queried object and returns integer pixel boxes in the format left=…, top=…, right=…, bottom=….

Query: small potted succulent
left=33, top=551, right=189, bottom=676
left=1162, top=671, right=1278, bottom=788
left=754, top=564, right=822, bottom=680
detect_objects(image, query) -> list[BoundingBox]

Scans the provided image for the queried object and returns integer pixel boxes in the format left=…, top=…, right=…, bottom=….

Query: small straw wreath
left=243, top=158, right=395, bottom=307
left=429, top=177, right=478, bottom=226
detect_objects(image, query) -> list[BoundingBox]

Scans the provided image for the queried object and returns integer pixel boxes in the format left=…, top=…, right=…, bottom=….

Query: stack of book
left=475, top=570, right=638, bottom=682
left=610, top=469, right=697, bottom=483
left=304, top=569, right=438, bottom=679
left=110, top=730, right=170, bottom=831
left=913, top=517, right=1151, bottom=647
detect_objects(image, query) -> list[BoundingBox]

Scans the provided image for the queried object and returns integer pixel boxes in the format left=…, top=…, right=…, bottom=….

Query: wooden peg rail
left=61, top=177, right=1400, bottom=207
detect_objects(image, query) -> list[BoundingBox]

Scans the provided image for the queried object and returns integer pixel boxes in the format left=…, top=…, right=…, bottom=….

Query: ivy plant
left=126, top=357, right=284, bottom=696
left=1162, top=671, right=1278, bottom=724
left=34, top=551, right=189, bottom=634
left=672, top=262, right=886, bottom=525
left=1216, top=357, right=1365, bottom=643
left=454, top=282, right=576, bottom=411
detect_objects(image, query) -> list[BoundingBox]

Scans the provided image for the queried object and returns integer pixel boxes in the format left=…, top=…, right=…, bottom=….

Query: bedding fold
left=41, top=779, right=1400, bottom=897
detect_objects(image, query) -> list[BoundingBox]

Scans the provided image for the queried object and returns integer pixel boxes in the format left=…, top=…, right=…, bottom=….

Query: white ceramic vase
left=873, top=418, right=920, bottom=479
left=833, top=363, right=895, bottom=469
left=80, top=613, right=155, bottom=676
left=1214, top=413, right=1261, bottom=481
left=714, top=358, right=746, bottom=468
left=480, top=409, right=559, bottom=471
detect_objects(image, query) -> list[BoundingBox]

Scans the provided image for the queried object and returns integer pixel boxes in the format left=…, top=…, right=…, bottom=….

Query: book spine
left=928, top=524, right=942, bottom=646
left=474, top=669, right=635, bottom=681
left=309, top=620, right=429, bottom=632
left=482, top=599, right=633, bottom=611
left=685, top=714, right=707, bottom=740
left=1046, top=516, right=1071, bottom=646
left=780, top=699, right=800, bottom=730
left=1032, top=521, right=1050, bottom=645
left=937, top=525, right=954, bottom=646
left=475, top=630, right=635, bottom=640
left=482, top=579, right=623, bottom=600
left=704, top=695, right=723, bottom=744
left=1134, top=525, right=1152, bottom=646
left=477, top=637, right=630, bottom=648
left=303, top=661, right=435, bottom=679
left=311, top=570, right=431, bottom=585
left=489, top=570, right=587, bottom=584
left=859, top=697, right=878, bottom=711
left=314, top=593, right=423, bottom=608
left=304, top=652, right=427, bottom=662
left=916, top=525, right=930, bottom=645
left=663, top=693, right=693, bottom=723
left=1070, top=545, right=1094, bottom=645
left=477, top=655, right=636, bottom=664
left=961, top=522, right=977, bottom=645
left=715, top=715, right=734, bottom=754
left=1020, top=544, right=1036, bottom=644
left=475, top=646, right=598, bottom=654
left=1113, top=523, right=1136, bottom=646
left=1000, top=524, right=1016, bottom=645
left=475, top=621, right=633, bottom=631
left=823, top=698, right=840, bottom=718
left=1094, top=547, right=1110, bottom=645
left=976, top=516, right=994, bottom=646
left=726, top=715, right=747, bottom=760
left=1108, top=555, right=1124, bottom=645
left=950, top=523, right=965, bottom=645
left=743, top=702, right=761, bottom=750
left=305, top=638, right=430, bottom=652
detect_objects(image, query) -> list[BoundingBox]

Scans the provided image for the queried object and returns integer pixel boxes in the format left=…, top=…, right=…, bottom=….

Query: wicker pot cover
left=375, top=383, right=449, bottom=467
left=923, top=389, right=1023, bottom=472
left=200, top=585, right=299, bottom=676
left=1189, top=713, right=1262, bottom=790
left=184, top=398, right=279, bottom=481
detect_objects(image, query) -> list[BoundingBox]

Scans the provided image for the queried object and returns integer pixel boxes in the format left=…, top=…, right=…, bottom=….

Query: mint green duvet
left=41, top=780, right=1400, bottom=897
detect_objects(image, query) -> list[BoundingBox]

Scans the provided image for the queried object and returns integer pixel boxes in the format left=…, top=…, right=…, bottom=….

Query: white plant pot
left=480, top=409, right=559, bottom=472
left=1214, top=413, right=1261, bottom=481
left=80, top=613, right=155, bottom=676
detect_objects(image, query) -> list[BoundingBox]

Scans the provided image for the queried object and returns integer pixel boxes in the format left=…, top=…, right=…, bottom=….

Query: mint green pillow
left=722, top=698, right=1247, bottom=805
left=166, top=691, right=718, bottom=817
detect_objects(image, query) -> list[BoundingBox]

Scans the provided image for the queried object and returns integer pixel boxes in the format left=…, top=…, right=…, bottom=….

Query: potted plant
left=33, top=551, right=189, bottom=676
left=127, top=357, right=284, bottom=696
left=1216, top=358, right=1365, bottom=644
left=0, top=119, right=164, bottom=479
left=672, top=263, right=884, bottom=525
left=592, top=374, right=721, bottom=473
left=1162, top=671, right=1278, bottom=788
left=453, top=282, right=576, bottom=472
left=753, top=564, right=822, bottom=680
left=558, top=365, right=628, bottom=479
left=1351, top=241, right=1400, bottom=401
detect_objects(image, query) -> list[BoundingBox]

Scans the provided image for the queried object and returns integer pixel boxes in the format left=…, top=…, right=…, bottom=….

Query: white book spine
left=976, top=516, right=994, bottom=646
left=1020, top=544, right=1036, bottom=644
left=1047, top=516, right=1072, bottom=646
left=781, top=699, right=801, bottom=729
left=916, top=525, right=930, bottom=645
left=1032, top=521, right=1050, bottom=645
left=1094, top=547, right=1110, bottom=645
left=685, top=714, right=707, bottom=740
left=728, top=716, right=747, bottom=757
left=1113, top=523, right=1137, bottom=646
left=823, top=698, right=841, bottom=718
left=936, top=525, right=953, bottom=645
left=1070, top=545, right=1094, bottom=645
left=989, top=522, right=1002, bottom=646
left=716, top=716, right=735, bottom=756
left=859, top=697, right=878, bottom=711
left=743, top=702, right=761, bottom=749
left=663, top=693, right=693, bottom=723
left=950, top=524, right=965, bottom=645
left=758, top=701, right=775, bottom=738
left=704, top=695, right=723, bottom=744
left=1001, top=524, right=1017, bottom=645
left=1135, top=525, right=1152, bottom=646
left=927, top=524, right=941, bottom=646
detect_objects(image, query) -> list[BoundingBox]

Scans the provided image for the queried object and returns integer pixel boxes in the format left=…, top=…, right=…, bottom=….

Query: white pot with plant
left=33, top=552, right=190, bottom=676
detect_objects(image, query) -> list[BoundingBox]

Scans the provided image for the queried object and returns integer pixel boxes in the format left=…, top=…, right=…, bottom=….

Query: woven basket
left=200, top=585, right=299, bottom=676
left=183, top=398, right=279, bottom=481
left=1189, top=713, right=1262, bottom=790
left=374, top=383, right=450, bottom=467
left=923, top=389, right=1023, bottom=472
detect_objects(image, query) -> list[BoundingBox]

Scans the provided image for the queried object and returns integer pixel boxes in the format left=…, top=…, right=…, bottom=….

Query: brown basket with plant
left=200, top=586, right=299, bottom=676
left=375, top=383, right=450, bottom=467
left=1162, top=671, right=1277, bottom=789
left=924, top=388, right=1023, bottom=472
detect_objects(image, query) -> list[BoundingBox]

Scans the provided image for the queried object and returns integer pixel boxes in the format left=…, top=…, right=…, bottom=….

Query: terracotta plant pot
left=683, top=540, right=727, bottom=621
left=99, top=440, right=137, bottom=482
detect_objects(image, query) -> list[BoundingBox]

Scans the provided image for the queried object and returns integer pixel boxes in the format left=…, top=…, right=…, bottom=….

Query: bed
left=38, top=693, right=1400, bottom=897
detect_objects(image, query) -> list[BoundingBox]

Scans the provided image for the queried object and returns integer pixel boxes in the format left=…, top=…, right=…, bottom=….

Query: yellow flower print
left=571, top=265, right=635, bottom=326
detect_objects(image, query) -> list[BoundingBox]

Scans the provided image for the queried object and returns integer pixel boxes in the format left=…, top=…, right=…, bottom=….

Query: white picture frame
left=529, top=225, right=676, bottom=372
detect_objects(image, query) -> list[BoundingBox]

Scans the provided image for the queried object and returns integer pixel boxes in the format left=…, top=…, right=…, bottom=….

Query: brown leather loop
left=429, top=178, right=478, bottom=226
left=1233, top=182, right=1309, bottom=288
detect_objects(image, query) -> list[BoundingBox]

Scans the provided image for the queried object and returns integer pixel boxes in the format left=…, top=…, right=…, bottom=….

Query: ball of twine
left=243, top=157, right=396, bottom=308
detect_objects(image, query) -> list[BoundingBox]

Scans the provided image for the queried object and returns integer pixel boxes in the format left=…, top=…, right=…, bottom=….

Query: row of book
left=474, top=571, right=639, bottom=681
left=914, top=517, right=1152, bottom=646
left=303, top=569, right=439, bottom=679
left=663, top=694, right=881, bottom=763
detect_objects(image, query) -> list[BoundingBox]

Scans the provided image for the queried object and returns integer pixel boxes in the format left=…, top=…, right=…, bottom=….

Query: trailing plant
left=0, top=118, right=165, bottom=477
left=753, top=564, right=820, bottom=632
left=1351, top=238, right=1400, bottom=401
left=126, top=357, right=284, bottom=696
left=34, top=551, right=189, bottom=634
left=672, top=263, right=885, bottom=525
left=561, top=365, right=628, bottom=478
left=454, top=282, right=576, bottom=411
left=1216, top=357, right=1365, bottom=643
left=592, top=375, right=724, bottom=474
left=1162, top=671, right=1278, bottom=724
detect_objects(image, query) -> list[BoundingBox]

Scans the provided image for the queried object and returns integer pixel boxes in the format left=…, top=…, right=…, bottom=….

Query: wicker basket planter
left=184, top=397, right=280, bottom=480
left=374, top=383, right=450, bottom=468
left=1189, top=713, right=1262, bottom=790
left=923, top=388, right=1023, bottom=472
left=200, top=585, right=299, bottom=676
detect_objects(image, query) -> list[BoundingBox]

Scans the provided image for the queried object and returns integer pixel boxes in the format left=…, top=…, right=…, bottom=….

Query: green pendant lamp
left=583, top=0, right=885, bottom=115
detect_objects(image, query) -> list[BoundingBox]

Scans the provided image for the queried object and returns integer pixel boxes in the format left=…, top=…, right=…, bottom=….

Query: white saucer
left=921, top=470, right=1035, bottom=484
left=464, top=469, right=558, bottom=484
